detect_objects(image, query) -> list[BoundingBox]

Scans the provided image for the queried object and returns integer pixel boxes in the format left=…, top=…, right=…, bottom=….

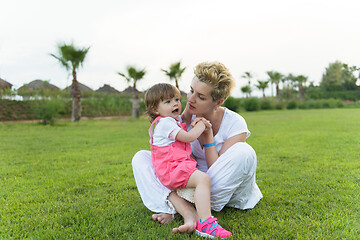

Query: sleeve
left=227, top=112, right=251, bottom=139
left=156, top=117, right=181, bottom=140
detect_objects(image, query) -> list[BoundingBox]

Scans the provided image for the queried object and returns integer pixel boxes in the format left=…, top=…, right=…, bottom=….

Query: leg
left=207, top=142, right=263, bottom=211
left=186, top=170, right=212, bottom=221
left=132, top=150, right=198, bottom=230
left=168, top=191, right=198, bottom=233
left=132, top=150, right=175, bottom=215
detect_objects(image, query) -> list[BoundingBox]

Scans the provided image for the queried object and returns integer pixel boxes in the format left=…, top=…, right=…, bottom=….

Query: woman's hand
left=191, top=117, right=212, bottom=134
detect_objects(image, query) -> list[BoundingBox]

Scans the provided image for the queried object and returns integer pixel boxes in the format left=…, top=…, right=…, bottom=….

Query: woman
left=132, top=61, right=262, bottom=233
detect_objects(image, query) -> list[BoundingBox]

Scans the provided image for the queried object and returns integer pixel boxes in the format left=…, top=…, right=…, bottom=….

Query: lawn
left=0, top=109, right=359, bottom=239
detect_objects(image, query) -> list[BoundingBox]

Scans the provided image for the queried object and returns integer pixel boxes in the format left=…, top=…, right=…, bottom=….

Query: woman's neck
left=198, top=107, right=224, bottom=124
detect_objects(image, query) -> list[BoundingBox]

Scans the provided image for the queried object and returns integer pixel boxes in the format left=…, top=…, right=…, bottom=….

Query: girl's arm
left=176, top=120, right=205, bottom=143
left=202, top=131, right=247, bottom=168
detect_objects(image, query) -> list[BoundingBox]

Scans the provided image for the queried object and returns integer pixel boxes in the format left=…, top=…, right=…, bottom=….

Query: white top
left=189, top=107, right=251, bottom=172
left=152, top=116, right=182, bottom=147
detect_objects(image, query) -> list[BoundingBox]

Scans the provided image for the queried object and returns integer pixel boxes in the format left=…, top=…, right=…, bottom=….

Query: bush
left=33, top=99, right=66, bottom=125
left=223, top=96, right=242, bottom=112
left=286, top=100, right=298, bottom=109
left=275, top=101, right=285, bottom=110
left=260, top=99, right=274, bottom=110
left=244, top=97, right=260, bottom=111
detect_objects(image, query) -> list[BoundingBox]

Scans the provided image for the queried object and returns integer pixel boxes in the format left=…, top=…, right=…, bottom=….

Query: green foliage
left=260, top=99, right=274, bottom=110
left=50, top=43, right=90, bottom=71
left=1, top=109, right=359, bottom=239
left=320, top=61, right=358, bottom=91
left=306, top=87, right=360, bottom=101
left=244, top=97, right=260, bottom=111
left=223, top=96, right=242, bottom=112
left=32, top=99, right=66, bottom=125
left=286, top=100, right=298, bottom=109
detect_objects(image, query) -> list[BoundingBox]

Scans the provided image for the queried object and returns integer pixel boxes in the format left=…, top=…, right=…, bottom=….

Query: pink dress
left=149, top=116, right=197, bottom=190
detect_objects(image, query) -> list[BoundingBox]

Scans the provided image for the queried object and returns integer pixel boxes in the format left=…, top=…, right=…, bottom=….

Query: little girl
left=144, top=83, right=232, bottom=239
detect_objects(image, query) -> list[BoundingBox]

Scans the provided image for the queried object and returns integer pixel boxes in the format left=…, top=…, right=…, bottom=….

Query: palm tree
left=50, top=42, right=90, bottom=122
left=295, top=75, right=308, bottom=101
left=118, top=66, right=146, bottom=118
left=255, top=80, right=269, bottom=98
left=161, top=61, right=186, bottom=90
left=267, top=71, right=284, bottom=98
left=241, top=71, right=253, bottom=86
left=241, top=85, right=252, bottom=98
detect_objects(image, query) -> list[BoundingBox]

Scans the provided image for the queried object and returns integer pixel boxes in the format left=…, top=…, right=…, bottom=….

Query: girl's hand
left=191, top=117, right=212, bottom=133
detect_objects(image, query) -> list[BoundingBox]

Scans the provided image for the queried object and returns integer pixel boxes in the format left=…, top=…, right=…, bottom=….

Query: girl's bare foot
left=152, top=213, right=173, bottom=224
left=172, top=209, right=197, bottom=233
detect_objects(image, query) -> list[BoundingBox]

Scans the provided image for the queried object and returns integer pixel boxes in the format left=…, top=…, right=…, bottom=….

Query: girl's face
left=155, top=94, right=182, bottom=119
left=187, top=77, right=217, bottom=116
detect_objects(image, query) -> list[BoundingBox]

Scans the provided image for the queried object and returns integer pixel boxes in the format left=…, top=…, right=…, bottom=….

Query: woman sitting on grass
left=132, top=61, right=262, bottom=235
left=144, top=83, right=231, bottom=238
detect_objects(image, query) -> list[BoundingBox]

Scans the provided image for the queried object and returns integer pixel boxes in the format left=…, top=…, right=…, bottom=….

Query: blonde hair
left=194, top=61, right=235, bottom=101
left=145, top=83, right=181, bottom=122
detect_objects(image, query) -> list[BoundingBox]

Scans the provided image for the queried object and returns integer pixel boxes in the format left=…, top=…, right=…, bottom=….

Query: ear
left=215, top=98, right=225, bottom=108
left=152, top=107, right=159, bottom=115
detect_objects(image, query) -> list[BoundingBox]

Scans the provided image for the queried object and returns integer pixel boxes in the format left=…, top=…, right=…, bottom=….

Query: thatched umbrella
left=64, top=82, right=93, bottom=92
left=0, top=78, right=13, bottom=90
left=18, top=79, right=59, bottom=91
left=96, top=84, right=121, bottom=94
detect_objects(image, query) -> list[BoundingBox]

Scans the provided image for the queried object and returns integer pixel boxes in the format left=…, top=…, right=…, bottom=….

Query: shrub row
left=223, top=97, right=347, bottom=112
left=0, top=95, right=140, bottom=123
left=1, top=96, right=357, bottom=123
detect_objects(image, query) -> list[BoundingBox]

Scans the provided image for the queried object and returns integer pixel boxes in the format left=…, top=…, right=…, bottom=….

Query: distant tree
left=267, top=71, right=284, bottom=98
left=255, top=80, right=269, bottom=98
left=241, top=72, right=254, bottom=86
left=295, top=75, right=308, bottom=101
left=50, top=42, right=90, bottom=122
left=161, top=61, right=186, bottom=90
left=118, top=66, right=146, bottom=118
left=241, top=85, right=252, bottom=98
left=320, top=61, right=358, bottom=91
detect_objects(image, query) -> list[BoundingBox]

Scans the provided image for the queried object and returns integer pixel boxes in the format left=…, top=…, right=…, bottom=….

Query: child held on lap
left=145, top=83, right=232, bottom=239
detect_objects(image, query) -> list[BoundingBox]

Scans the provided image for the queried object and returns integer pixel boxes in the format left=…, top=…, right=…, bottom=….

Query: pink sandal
left=196, top=216, right=232, bottom=239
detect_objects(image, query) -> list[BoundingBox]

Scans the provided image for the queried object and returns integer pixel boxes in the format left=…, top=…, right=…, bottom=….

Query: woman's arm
left=203, top=132, right=247, bottom=168
left=181, top=103, right=192, bottom=126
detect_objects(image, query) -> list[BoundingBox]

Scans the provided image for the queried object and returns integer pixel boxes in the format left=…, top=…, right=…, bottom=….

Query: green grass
left=0, top=109, right=359, bottom=239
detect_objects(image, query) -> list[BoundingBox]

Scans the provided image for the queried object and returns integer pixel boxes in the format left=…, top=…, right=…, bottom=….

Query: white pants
left=132, top=142, right=263, bottom=213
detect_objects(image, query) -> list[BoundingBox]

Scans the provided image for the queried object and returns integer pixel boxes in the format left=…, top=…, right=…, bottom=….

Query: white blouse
left=189, top=107, right=251, bottom=172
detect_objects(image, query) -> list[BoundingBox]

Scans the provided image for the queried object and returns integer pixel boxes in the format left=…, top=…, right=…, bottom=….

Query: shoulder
left=223, top=107, right=246, bottom=123
left=220, top=107, right=250, bottom=138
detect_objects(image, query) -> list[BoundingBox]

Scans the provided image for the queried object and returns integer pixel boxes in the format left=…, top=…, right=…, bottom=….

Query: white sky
left=1, top=0, right=359, bottom=97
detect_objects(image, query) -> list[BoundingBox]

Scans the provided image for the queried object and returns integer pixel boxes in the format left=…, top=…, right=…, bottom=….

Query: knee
left=132, top=150, right=151, bottom=169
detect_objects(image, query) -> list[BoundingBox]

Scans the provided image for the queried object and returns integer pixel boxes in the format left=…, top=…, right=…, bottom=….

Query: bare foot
left=152, top=213, right=173, bottom=225
left=172, top=210, right=197, bottom=233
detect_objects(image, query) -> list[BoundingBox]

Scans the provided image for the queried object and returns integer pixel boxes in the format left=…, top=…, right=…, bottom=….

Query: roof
left=96, top=84, right=121, bottom=94
left=18, top=79, right=59, bottom=91
left=64, top=82, right=93, bottom=92
left=0, top=78, right=13, bottom=90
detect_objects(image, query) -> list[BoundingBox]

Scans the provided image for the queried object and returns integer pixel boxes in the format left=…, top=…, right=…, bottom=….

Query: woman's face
left=187, top=77, right=217, bottom=115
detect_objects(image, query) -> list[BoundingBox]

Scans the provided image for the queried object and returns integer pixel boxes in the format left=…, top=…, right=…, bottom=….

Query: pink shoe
left=196, top=216, right=232, bottom=239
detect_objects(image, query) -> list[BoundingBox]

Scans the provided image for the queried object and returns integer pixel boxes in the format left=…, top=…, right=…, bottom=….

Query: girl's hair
left=145, top=83, right=181, bottom=122
left=194, top=61, right=235, bottom=101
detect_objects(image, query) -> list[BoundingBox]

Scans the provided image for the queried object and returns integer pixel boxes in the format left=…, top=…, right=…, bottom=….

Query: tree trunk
left=132, top=84, right=139, bottom=118
left=175, top=78, right=179, bottom=90
left=71, top=70, right=81, bottom=122
left=276, top=83, right=280, bottom=98
left=262, top=89, right=265, bottom=98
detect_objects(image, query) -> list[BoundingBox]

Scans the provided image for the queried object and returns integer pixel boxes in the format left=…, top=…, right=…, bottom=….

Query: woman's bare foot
left=172, top=208, right=197, bottom=233
left=152, top=213, right=173, bottom=224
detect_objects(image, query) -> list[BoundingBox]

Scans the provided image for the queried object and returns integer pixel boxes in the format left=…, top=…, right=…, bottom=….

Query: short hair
left=194, top=61, right=235, bottom=101
left=144, top=83, right=181, bottom=122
